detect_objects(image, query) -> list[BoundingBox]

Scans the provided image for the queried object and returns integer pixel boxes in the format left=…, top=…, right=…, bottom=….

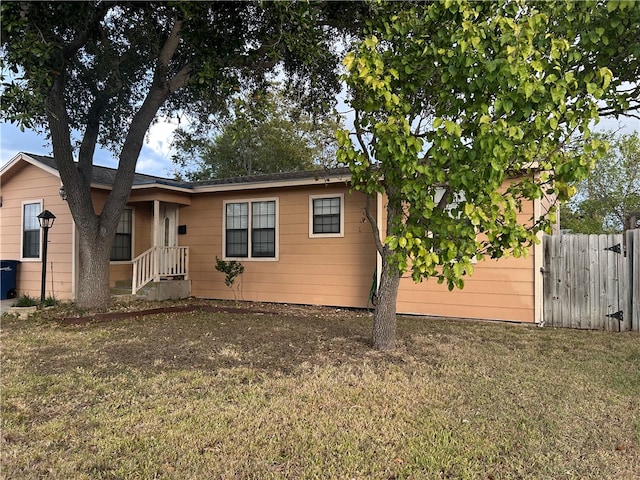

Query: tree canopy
left=337, top=0, right=640, bottom=349
left=561, top=131, right=640, bottom=233
left=1, top=1, right=368, bottom=308
left=172, top=87, right=342, bottom=181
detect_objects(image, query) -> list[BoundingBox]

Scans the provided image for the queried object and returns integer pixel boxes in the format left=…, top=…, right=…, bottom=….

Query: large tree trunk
left=77, top=229, right=113, bottom=309
left=43, top=18, right=190, bottom=310
left=362, top=192, right=402, bottom=351
left=372, top=251, right=401, bottom=350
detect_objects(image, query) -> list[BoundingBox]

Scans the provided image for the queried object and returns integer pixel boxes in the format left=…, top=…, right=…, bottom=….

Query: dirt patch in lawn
left=46, top=299, right=368, bottom=326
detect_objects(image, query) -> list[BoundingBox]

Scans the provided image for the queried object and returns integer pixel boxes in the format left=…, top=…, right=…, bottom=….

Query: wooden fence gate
left=543, top=230, right=639, bottom=331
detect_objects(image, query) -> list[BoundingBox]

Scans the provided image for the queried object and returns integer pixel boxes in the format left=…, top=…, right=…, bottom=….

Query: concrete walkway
left=1, top=298, right=17, bottom=315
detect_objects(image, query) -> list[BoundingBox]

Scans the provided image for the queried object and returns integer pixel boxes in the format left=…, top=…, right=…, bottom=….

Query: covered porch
left=111, top=191, right=192, bottom=300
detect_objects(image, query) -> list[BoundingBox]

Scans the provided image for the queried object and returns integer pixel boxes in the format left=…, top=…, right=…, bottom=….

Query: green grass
left=2, top=302, right=639, bottom=479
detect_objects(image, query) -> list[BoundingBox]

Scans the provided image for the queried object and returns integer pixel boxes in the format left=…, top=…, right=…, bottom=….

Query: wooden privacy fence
left=543, top=230, right=639, bottom=331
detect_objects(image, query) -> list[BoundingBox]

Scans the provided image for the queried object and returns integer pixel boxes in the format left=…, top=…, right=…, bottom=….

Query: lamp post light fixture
left=37, top=210, right=56, bottom=304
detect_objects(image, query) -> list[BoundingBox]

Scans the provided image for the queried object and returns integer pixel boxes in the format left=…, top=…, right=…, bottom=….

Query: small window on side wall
left=309, top=194, right=344, bottom=238
left=22, top=201, right=42, bottom=259
left=111, top=208, right=133, bottom=261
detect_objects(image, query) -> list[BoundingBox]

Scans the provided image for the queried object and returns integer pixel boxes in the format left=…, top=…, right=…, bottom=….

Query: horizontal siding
left=0, top=163, right=75, bottom=299
left=395, top=254, right=535, bottom=323
left=183, top=184, right=377, bottom=307
left=382, top=178, right=537, bottom=323
left=183, top=180, right=537, bottom=323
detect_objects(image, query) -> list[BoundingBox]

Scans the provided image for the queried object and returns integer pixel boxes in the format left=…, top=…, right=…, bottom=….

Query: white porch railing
left=132, top=246, right=189, bottom=294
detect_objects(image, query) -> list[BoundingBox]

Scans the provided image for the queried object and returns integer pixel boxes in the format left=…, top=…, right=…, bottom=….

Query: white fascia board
left=0, top=152, right=61, bottom=178
left=130, top=183, right=193, bottom=193
left=192, top=174, right=353, bottom=194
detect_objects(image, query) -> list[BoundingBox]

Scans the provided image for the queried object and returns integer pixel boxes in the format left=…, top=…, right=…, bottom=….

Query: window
left=224, top=199, right=277, bottom=259
left=309, top=194, right=344, bottom=238
left=111, top=209, right=133, bottom=261
left=22, top=201, right=42, bottom=259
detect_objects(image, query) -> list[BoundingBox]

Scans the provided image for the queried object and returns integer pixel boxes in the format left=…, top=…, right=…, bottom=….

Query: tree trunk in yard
left=372, top=249, right=401, bottom=351
left=77, top=230, right=113, bottom=309
left=43, top=19, right=190, bottom=310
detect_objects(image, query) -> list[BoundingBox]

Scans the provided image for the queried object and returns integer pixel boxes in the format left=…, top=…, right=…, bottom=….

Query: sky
left=0, top=119, right=180, bottom=178
left=1, top=112, right=638, bottom=179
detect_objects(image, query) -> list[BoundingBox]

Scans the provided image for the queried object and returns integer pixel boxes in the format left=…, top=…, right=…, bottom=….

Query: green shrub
left=13, top=294, right=38, bottom=307
left=215, top=257, right=244, bottom=301
left=42, top=296, right=58, bottom=307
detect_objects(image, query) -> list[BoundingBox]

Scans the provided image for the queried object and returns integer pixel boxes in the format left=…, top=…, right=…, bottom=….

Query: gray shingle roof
left=191, top=166, right=352, bottom=187
left=22, top=153, right=351, bottom=189
left=24, top=153, right=190, bottom=188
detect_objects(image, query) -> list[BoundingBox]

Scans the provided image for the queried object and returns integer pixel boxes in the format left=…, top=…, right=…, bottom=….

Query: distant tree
left=172, top=87, right=342, bottom=180
left=337, top=0, right=640, bottom=350
left=561, top=132, right=640, bottom=233
left=1, top=1, right=369, bottom=309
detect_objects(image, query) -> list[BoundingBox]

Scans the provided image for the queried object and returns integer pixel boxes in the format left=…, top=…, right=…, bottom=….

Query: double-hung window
left=110, top=208, right=133, bottom=261
left=224, top=199, right=277, bottom=259
left=309, top=194, right=344, bottom=238
left=22, top=201, right=42, bottom=259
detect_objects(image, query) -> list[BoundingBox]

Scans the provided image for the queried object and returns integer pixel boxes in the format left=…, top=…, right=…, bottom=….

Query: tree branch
left=158, top=19, right=184, bottom=69
left=365, top=194, right=385, bottom=255
left=62, top=1, right=113, bottom=60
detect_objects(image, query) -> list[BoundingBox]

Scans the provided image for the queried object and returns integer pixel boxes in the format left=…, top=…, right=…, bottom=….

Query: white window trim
left=431, top=189, right=477, bottom=264
left=110, top=207, right=135, bottom=264
left=223, top=197, right=279, bottom=262
left=20, top=199, right=43, bottom=262
left=308, top=193, right=345, bottom=238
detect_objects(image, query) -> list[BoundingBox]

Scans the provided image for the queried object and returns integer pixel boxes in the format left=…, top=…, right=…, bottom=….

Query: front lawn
left=2, top=302, right=639, bottom=479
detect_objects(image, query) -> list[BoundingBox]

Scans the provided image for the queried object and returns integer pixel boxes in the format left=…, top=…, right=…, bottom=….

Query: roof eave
left=191, top=173, right=353, bottom=193
left=0, top=152, right=61, bottom=179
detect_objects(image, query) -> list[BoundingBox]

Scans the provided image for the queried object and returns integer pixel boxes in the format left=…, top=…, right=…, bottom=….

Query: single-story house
left=0, top=152, right=549, bottom=324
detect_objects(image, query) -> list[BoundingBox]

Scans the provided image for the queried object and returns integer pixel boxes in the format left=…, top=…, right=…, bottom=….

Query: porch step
left=111, top=279, right=190, bottom=301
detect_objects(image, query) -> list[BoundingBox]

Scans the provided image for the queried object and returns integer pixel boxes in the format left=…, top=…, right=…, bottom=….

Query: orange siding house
left=0, top=152, right=545, bottom=324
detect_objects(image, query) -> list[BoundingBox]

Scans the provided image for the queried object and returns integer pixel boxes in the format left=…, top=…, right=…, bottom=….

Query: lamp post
left=37, top=210, right=56, bottom=304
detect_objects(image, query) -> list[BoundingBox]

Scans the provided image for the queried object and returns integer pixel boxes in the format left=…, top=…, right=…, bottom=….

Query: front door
left=158, top=203, right=178, bottom=276
left=159, top=204, right=178, bottom=248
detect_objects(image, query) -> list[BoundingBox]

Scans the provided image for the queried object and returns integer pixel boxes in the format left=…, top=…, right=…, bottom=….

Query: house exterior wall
left=0, top=162, right=74, bottom=300
left=91, top=194, right=155, bottom=289
left=107, top=202, right=153, bottom=288
left=182, top=180, right=537, bottom=323
left=181, top=183, right=378, bottom=308
left=1, top=154, right=540, bottom=324
left=381, top=187, right=537, bottom=323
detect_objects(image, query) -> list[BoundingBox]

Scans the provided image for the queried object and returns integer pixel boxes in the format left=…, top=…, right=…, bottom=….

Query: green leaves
left=339, top=0, right=639, bottom=293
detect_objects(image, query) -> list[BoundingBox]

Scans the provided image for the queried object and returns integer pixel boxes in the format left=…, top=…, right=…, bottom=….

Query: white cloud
left=145, top=118, right=179, bottom=157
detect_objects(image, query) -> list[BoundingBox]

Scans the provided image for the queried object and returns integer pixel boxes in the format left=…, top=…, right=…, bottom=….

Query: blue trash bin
left=1, top=260, right=20, bottom=300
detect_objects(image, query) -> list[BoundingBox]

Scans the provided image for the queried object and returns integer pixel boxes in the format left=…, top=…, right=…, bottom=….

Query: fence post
left=629, top=230, right=639, bottom=332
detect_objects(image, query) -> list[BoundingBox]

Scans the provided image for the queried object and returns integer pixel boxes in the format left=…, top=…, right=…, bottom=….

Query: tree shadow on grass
left=20, top=306, right=433, bottom=379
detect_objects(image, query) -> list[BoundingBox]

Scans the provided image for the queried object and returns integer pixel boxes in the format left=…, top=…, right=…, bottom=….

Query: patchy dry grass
left=2, top=302, right=639, bottom=479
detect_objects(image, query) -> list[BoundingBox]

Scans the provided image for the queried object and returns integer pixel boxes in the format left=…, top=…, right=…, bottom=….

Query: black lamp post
left=37, top=210, right=56, bottom=304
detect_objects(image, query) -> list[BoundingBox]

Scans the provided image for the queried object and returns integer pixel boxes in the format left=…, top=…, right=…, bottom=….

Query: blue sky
left=0, top=119, right=180, bottom=178
left=1, top=114, right=637, bottom=179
